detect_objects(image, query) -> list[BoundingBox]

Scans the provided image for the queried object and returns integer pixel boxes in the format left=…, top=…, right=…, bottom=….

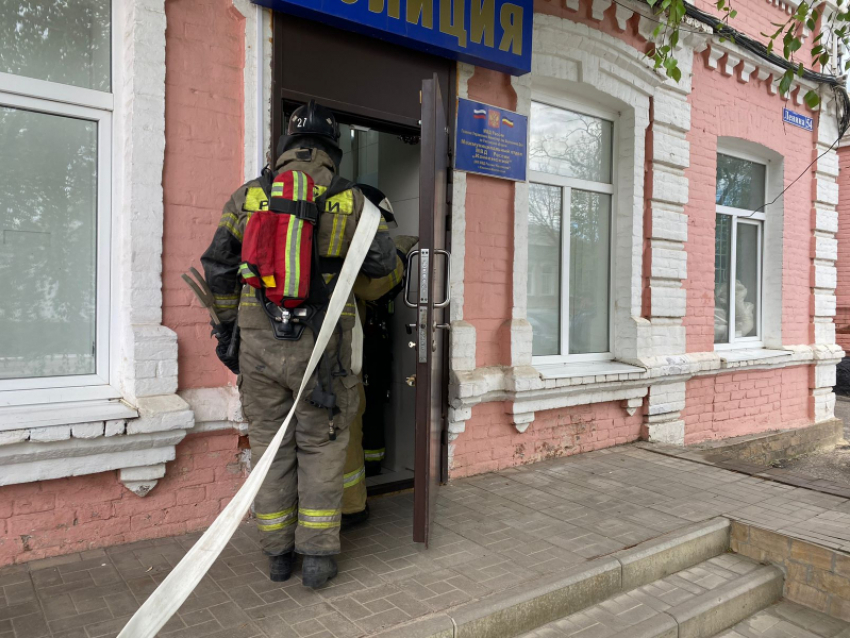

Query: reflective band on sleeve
left=298, top=507, right=342, bottom=529
left=364, top=448, right=385, bottom=461
left=343, top=466, right=365, bottom=489
left=341, top=301, right=356, bottom=318
left=328, top=215, right=348, bottom=257
left=213, top=293, right=239, bottom=309
left=219, top=212, right=243, bottom=241
left=256, top=506, right=297, bottom=531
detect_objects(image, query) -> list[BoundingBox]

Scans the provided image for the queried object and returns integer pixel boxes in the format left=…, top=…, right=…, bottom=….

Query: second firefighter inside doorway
left=342, top=184, right=418, bottom=527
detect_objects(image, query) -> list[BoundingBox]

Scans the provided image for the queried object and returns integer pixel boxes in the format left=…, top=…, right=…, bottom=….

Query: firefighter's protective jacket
left=201, top=148, right=397, bottom=330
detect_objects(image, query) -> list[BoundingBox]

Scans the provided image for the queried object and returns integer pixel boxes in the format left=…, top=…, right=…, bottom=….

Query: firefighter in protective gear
left=200, top=101, right=397, bottom=589
left=341, top=186, right=418, bottom=528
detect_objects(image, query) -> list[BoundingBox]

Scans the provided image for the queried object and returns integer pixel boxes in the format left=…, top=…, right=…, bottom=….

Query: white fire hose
left=116, top=201, right=381, bottom=638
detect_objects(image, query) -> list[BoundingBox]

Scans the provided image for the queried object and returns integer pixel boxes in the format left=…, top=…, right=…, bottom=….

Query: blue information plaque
left=454, top=98, right=528, bottom=181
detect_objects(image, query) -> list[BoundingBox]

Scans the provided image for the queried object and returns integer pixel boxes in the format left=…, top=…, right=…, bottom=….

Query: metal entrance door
left=410, top=74, right=450, bottom=546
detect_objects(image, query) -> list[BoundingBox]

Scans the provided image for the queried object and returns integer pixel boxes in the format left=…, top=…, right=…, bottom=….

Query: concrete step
left=521, top=554, right=783, bottom=638
left=714, top=600, right=850, bottom=638
left=374, top=517, right=734, bottom=638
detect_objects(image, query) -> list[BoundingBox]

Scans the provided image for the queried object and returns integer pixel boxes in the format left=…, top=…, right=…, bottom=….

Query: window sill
left=717, top=348, right=792, bottom=368
left=535, top=360, right=646, bottom=380
left=0, top=399, right=139, bottom=433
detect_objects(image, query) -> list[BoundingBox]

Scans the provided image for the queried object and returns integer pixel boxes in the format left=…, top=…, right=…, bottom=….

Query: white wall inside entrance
left=339, top=125, right=420, bottom=478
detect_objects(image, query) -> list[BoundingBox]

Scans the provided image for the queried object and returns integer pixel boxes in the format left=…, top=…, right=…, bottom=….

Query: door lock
left=406, top=374, right=416, bottom=387
left=408, top=341, right=416, bottom=349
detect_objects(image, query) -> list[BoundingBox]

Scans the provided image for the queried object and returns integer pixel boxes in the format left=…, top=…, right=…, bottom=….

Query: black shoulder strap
left=258, top=165, right=274, bottom=198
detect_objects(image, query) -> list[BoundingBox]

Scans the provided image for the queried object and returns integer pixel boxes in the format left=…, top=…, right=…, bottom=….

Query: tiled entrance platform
left=2, top=445, right=850, bottom=638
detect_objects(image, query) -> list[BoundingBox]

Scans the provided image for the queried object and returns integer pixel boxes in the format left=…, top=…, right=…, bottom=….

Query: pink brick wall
left=161, top=0, right=246, bottom=390
left=450, top=401, right=643, bottom=477
left=683, top=367, right=811, bottom=444
left=463, top=69, right=517, bottom=368
left=683, top=51, right=816, bottom=352
left=690, top=0, right=816, bottom=68
left=836, top=146, right=850, bottom=351
left=0, top=432, right=247, bottom=567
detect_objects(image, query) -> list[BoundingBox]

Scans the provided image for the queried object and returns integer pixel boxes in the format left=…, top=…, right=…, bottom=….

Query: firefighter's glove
left=393, top=235, right=419, bottom=256
left=212, top=321, right=240, bottom=374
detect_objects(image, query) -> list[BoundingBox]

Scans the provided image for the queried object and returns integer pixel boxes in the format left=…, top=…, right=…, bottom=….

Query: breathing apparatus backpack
left=240, top=169, right=318, bottom=309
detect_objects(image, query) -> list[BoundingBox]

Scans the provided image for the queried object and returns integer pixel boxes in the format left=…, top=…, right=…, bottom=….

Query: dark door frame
left=269, top=10, right=456, bottom=489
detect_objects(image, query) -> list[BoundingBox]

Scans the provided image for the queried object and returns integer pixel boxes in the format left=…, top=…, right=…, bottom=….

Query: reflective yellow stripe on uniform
left=328, top=214, right=348, bottom=257
left=364, top=448, right=385, bottom=461
left=244, top=187, right=269, bottom=211
left=256, top=505, right=297, bottom=531
left=343, top=466, right=365, bottom=489
left=219, top=212, right=243, bottom=241
left=213, top=293, right=239, bottom=309
left=298, top=508, right=342, bottom=529
left=324, top=191, right=354, bottom=215
left=341, top=301, right=356, bottom=318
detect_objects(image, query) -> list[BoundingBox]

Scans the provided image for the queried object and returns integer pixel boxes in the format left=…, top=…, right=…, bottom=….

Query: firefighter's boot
left=268, top=551, right=295, bottom=582
left=302, top=555, right=338, bottom=589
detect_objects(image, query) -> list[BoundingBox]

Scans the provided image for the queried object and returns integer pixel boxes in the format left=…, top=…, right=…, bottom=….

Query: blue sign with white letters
left=454, top=98, right=527, bottom=181
left=783, top=108, right=813, bottom=132
left=252, top=0, right=532, bottom=75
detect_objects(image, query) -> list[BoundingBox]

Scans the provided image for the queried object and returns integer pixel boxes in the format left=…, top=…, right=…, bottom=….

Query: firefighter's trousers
left=239, top=327, right=360, bottom=556
left=342, top=382, right=367, bottom=514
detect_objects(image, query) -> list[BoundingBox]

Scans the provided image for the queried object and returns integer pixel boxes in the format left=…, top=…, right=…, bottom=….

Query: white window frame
left=528, top=93, right=617, bottom=365
left=0, top=2, right=117, bottom=406
left=714, top=148, right=766, bottom=351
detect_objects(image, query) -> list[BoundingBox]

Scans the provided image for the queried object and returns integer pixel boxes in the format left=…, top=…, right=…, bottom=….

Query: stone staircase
left=377, top=518, right=850, bottom=638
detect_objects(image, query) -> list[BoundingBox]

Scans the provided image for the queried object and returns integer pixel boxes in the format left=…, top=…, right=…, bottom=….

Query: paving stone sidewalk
left=3, top=445, right=850, bottom=638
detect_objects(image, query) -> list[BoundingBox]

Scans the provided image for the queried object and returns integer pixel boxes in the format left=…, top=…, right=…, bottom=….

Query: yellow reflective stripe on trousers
left=364, top=448, right=385, bottom=461
left=343, top=466, right=365, bottom=489
left=298, top=507, right=341, bottom=529
left=256, top=506, right=297, bottom=531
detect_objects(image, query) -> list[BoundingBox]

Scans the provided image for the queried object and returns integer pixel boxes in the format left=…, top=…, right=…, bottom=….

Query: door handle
left=434, top=250, right=451, bottom=309
left=403, top=250, right=420, bottom=309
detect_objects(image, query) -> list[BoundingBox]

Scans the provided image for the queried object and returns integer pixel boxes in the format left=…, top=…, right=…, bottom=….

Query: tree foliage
left=646, top=0, right=846, bottom=107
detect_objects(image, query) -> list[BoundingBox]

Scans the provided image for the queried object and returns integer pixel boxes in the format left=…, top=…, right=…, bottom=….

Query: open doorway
left=272, top=12, right=455, bottom=512
left=338, top=122, right=421, bottom=491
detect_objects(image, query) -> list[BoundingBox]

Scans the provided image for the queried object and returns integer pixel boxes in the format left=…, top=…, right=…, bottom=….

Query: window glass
left=569, top=191, right=610, bottom=354
left=716, top=154, right=766, bottom=210
left=735, top=223, right=759, bottom=339
left=714, top=214, right=732, bottom=344
left=0, top=0, right=111, bottom=92
left=0, top=106, right=98, bottom=379
left=528, top=183, right=562, bottom=357
left=529, top=102, right=613, bottom=183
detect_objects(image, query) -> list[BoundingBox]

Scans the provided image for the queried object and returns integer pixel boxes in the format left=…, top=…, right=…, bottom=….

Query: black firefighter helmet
left=277, top=100, right=342, bottom=168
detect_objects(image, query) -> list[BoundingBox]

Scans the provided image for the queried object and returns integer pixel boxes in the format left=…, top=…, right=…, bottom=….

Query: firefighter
left=341, top=185, right=417, bottom=529
left=200, top=101, right=397, bottom=589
